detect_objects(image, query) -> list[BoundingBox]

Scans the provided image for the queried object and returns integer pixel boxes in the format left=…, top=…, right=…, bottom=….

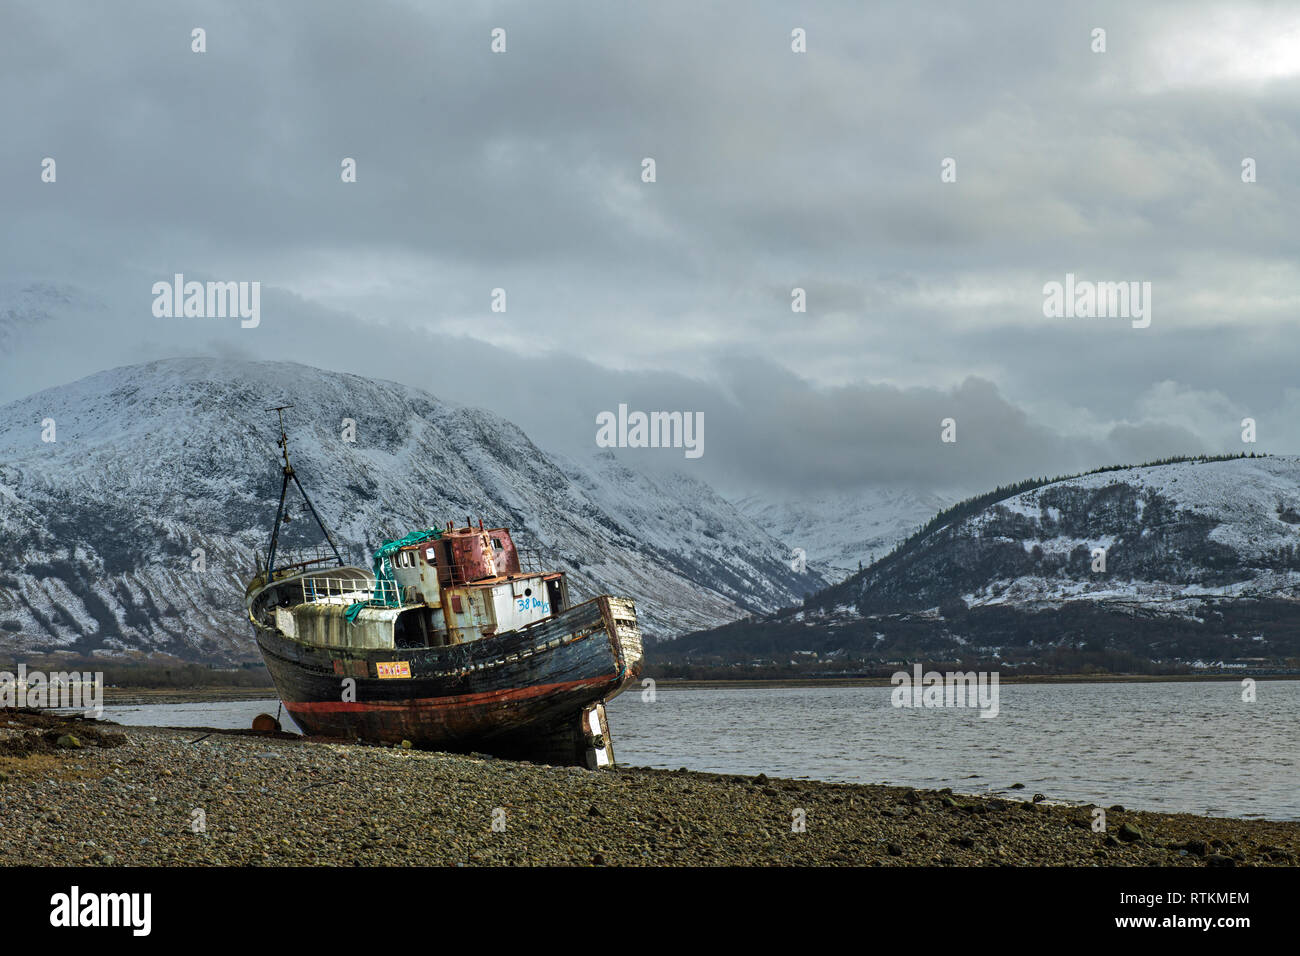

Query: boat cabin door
left=545, top=577, right=565, bottom=614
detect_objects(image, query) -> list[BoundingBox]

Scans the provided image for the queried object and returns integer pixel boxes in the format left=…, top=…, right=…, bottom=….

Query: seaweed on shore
left=0, top=707, right=126, bottom=758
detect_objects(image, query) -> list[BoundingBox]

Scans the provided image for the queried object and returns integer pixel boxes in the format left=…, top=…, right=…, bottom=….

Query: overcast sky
left=1, top=1, right=1298, bottom=500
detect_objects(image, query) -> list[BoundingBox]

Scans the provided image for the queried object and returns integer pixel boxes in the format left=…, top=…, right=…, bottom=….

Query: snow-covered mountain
left=735, top=487, right=951, bottom=582
left=841, top=455, right=1300, bottom=616
left=0, top=359, right=823, bottom=661
left=669, top=456, right=1300, bottom=665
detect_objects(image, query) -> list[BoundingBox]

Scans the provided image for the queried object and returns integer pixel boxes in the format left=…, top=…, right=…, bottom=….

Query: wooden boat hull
left=253, top=594, right=641, bottom=764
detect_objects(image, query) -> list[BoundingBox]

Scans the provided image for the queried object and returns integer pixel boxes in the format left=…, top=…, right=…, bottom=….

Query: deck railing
left=300, top=576, right=400, bottom=607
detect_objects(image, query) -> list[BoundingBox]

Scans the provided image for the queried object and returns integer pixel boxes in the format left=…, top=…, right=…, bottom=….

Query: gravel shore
left=2, top=711, right=1296, bottom=867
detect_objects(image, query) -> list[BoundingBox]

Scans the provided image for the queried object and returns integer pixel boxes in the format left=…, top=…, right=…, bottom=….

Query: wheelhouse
left=248, top=521, right=571, bottom=652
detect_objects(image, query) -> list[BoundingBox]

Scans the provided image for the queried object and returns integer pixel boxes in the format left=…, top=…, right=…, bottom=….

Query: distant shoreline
left=100, top=687, right=279, bottom=706
left=649, top=673, right=1300, bottom=690
left=95, top=671, right=1298, bottom=705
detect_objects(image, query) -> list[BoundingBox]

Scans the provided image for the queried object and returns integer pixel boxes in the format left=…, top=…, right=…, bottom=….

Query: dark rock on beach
left=1117, top=822, right=1144, bottom=843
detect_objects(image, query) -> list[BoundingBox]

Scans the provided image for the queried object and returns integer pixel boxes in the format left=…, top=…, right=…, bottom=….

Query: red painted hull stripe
left=283, top=674, right=619, bottom=714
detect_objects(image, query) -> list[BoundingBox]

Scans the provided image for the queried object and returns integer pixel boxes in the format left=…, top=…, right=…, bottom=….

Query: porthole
left=524, top=587, right=532, bottom=597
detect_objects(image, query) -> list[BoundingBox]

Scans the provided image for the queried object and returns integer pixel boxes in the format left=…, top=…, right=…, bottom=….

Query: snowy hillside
left=735, top=487, right=951, bottom=582
left=838, top=455, right=1300, bottom=617
left=0, top=359, right=822, bottom=661
left=669, top=456, right=1300, bottom=666
left=950, top=457, right=1300, bottom=611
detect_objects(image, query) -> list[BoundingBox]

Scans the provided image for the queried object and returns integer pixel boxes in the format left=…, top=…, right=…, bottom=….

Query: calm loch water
left=95, top=680, right=1299, bottom=820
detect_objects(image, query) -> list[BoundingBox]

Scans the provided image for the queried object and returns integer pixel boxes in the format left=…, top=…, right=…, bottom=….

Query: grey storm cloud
left=1, top=0, right=1298, bottom=501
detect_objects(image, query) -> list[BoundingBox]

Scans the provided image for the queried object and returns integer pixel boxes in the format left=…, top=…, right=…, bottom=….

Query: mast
left=264, top=405, right=345, bottom=575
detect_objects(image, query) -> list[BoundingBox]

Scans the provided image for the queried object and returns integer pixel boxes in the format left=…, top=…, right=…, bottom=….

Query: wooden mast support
left=264, top=405, right=345, bottom=574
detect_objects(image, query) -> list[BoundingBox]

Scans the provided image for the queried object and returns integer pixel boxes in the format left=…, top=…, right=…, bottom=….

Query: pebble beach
left=2, top=710, right=1296, bottom=867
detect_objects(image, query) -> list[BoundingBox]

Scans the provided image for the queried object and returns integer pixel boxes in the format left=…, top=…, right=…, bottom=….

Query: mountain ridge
left=661, top=454, right=1300, bottom=671
left=0, top=358, right=823, bottom=662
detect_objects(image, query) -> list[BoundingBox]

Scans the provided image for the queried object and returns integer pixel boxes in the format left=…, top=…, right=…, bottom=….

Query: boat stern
left=601, top=595, right=643, bottom=695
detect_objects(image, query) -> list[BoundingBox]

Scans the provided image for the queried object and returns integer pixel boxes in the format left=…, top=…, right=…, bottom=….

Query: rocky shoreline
left=1, top=711, right=1295, bottom=867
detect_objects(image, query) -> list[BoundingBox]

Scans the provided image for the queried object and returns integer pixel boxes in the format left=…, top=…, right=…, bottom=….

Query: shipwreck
left=244, top=408, right=643, bottom=767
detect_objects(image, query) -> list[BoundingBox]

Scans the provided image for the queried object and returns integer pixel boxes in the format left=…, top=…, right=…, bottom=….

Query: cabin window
left=491, top=537, right=503, bottom=551
left=424, top=547, right=436, bottom=562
